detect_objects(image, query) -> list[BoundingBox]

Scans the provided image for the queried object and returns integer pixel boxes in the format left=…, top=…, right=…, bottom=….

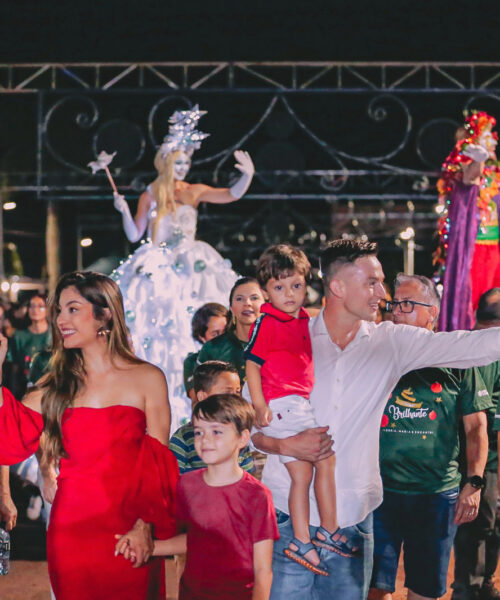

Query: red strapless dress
left=0, top=387, right=179, bottom=600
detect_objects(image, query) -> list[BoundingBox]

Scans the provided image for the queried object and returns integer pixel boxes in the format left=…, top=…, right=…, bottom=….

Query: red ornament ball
left=431, top=382, right=443, bottom=393
left=381, top=414, right=389, bottom=428
left=429, top=410, right=437, bottom=421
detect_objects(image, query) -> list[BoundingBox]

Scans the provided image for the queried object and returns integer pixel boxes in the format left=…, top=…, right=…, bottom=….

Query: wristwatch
left=466, top=475, right=486, bottom=490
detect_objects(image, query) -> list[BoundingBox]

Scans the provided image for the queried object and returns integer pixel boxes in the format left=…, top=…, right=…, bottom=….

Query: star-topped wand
left=88, top=151, right=118, bottom=194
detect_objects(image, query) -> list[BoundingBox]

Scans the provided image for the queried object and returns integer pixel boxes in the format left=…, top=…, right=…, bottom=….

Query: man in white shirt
left=253, top=239, right=500, bottom=600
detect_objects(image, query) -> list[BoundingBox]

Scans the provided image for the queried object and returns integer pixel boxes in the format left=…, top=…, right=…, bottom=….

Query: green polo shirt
left=196, top=329, right=247, bottom=384
left=380, top=367, right=492, bottom=494
left=183, top=351, right=199, bottom=394
left=479, top=362, right=500, bottom=472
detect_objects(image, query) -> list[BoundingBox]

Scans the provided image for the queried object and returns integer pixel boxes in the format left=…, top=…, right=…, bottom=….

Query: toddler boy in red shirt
left=245, top=244, right=353, bottom=576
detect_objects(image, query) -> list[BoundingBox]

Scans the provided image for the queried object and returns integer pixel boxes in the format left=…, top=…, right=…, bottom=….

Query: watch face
left=468, top=475, right=485, bottom=489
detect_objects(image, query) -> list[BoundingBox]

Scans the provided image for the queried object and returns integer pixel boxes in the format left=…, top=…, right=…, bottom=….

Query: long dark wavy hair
left=40, top=271, right=143, bottom=462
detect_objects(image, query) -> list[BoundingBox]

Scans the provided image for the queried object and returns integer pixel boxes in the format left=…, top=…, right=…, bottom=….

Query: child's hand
left=256, top=405, right=273, bottom=428
left=114, top=519, right=153, bottom=567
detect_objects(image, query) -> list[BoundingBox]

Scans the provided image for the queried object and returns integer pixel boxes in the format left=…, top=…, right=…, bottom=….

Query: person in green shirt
left=452, top=288, right=500, bottom=600
left=197, top=277, right=265, bottom=384
left=369, top=275, right=492, bottom=600
left=183, top=302, right=229, bottom=405
left=6, top=294, right=50, bottom=397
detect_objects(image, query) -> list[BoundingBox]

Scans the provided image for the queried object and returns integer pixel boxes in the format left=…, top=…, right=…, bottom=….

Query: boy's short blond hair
left=192, top=393, right=255, bottom=435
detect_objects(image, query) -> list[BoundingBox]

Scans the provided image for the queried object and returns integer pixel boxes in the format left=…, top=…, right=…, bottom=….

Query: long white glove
left=229, top=150, right=255, bottom=199
left=462, top=143, right=490, bottom=163
left=113, top=193, right=141, bottom=243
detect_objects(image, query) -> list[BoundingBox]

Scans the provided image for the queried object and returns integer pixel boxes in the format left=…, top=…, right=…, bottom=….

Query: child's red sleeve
left=244, top=315, right=272, bottom=366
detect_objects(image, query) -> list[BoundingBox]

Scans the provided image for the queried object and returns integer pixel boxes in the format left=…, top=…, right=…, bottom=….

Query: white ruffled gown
left=111, top=203, right=237, bottom=431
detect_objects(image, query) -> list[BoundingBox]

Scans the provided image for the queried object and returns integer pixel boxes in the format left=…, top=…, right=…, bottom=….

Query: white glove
left=113, top=192, right=140, bottom=242
left=462, top=143, right=489, bottom=163
left=229, top=150, right=255, bottom=199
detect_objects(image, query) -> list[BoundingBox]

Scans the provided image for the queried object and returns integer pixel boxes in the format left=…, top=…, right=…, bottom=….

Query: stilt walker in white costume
left=111, top=106, right=255, bottom=430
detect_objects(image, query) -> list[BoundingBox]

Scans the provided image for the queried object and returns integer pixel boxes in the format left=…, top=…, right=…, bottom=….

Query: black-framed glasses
left=386, top=300, right=432, bottom=313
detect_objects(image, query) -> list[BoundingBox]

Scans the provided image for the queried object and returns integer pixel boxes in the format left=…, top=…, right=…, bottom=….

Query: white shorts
left=261, top=394, right=318, bottom=464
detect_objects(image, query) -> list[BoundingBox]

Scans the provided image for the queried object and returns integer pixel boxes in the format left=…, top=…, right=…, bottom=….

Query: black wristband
left=466, top=475, right=485, bottom=490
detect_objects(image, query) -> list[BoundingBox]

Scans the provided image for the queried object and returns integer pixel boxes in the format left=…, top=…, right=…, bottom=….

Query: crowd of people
left=0, top=105, right=499, bottom=600
left=0, top=240, right=499, bottom=600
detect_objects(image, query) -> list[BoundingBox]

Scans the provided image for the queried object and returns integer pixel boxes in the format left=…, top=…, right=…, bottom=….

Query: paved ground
left=1, top=553, right=492, bottom=599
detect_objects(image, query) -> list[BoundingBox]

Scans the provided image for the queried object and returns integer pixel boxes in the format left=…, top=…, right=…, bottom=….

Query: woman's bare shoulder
left=22, top=388, right=43, bottom=413
left=123, top=361, right=166, bottom=385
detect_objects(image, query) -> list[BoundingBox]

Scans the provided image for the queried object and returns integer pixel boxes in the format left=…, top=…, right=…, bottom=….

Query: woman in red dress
left=0, top=271, right=179, bottom=600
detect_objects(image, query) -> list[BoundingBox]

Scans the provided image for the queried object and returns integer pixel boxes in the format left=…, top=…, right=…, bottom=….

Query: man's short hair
left=319, top=239, right=378, bottom=289
left=191, top=302, right=228, bottom=342
left=256, top=244, right=311, bottom=287
left=193, top=360, right=238, bottom=394
left=476, top=288, right=500, bottom=324
left=394, top=273, right=441, bottom=308
left=192, top=393, right=255, bottom=434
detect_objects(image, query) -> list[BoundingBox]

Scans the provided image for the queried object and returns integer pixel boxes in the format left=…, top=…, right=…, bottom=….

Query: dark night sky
left=1, top=0, right=498, bottom=63
left=0, top=0, right=498, bottom=279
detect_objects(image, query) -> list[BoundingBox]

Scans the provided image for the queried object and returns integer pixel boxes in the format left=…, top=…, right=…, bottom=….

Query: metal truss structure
left=1, top=62, right=500, bottom=274
left=2, top=62, right=500, bottom=93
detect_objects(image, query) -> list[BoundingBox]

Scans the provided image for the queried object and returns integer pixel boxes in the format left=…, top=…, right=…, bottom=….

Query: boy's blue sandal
left=283, top=538, right=329, bottom=576
left=312, top=526, right=358, bottom=558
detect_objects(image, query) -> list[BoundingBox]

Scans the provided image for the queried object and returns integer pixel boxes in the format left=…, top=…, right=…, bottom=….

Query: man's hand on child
left=279, top=426, right=334, bottom=462
left=256, top=405, right=273, bottom=428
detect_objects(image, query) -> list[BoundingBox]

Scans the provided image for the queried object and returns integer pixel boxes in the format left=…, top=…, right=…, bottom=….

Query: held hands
left=114, top=519, right=153, bottom=568
left=255, top=405, right=273, bottom=428
left=454, top=483, right=481, bottom=525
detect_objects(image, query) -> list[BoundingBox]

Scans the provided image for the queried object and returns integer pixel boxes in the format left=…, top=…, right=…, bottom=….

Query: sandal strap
left=315, top=526, right=334, bottom=540
left=314, top=527, right=356, bottom=555
left=290, top=537, right=315, bottom=556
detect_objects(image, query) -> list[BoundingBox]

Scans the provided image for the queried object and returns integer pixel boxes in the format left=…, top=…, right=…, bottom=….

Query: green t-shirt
left=7, top=329, right=51, bottom=370
left=183, top=351, right=199, bottom=394
left=196, top=329, right=247, bottom=384
left=28, top=350, right=52, bottom=385
left=478, top=362, right=500, bottom=472
left=380, top=367, right=492, bottom=494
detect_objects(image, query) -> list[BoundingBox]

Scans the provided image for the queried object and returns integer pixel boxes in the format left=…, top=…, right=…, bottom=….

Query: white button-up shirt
left=261, top=310, right=500, bottom=528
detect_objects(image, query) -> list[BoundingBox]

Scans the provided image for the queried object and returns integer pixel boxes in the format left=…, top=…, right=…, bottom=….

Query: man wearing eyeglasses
left=369, top=274, right=492, bottom=600
left=253, top=240, right=500, bottom=600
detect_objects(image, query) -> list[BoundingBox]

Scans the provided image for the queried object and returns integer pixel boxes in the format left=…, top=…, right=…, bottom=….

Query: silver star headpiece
left=159, top=104, right=210, bottom=158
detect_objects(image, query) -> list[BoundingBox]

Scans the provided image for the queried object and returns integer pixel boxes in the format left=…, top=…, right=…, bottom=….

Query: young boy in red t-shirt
left=151, top=394, right=278, bottom=600
left=245, top=244, right=354, bottom=577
